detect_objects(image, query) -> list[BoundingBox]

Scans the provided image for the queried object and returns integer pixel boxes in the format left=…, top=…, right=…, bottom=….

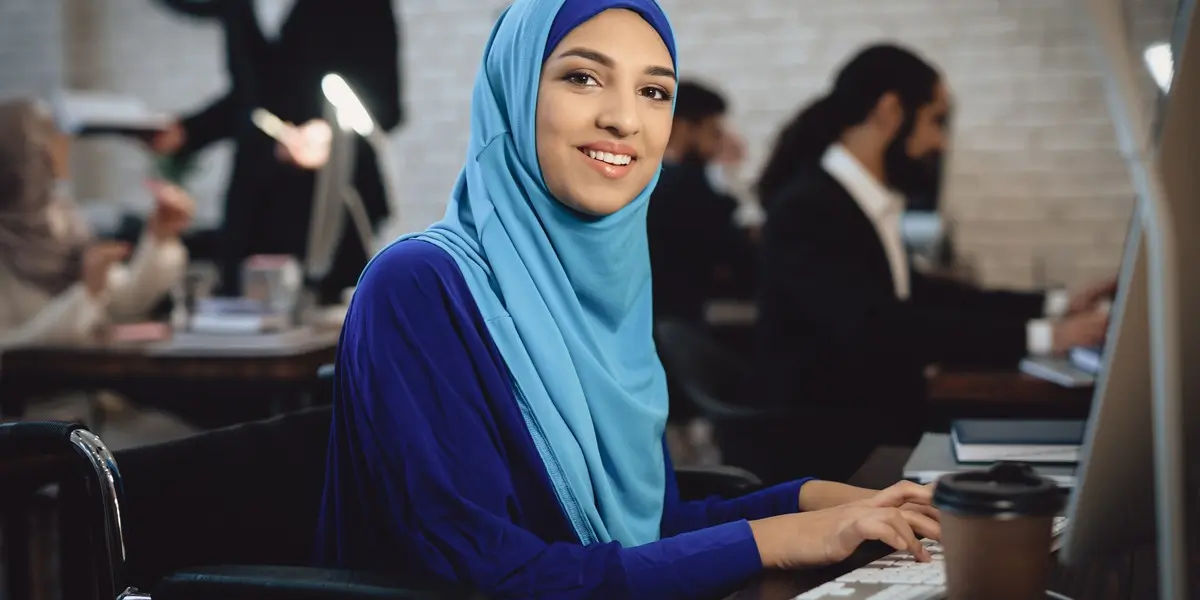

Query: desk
left=0, top=329, right=338, bottom=422
left=731, top=446, right=1160, bottom=600
left=927, top=366, right=1092, bottom=419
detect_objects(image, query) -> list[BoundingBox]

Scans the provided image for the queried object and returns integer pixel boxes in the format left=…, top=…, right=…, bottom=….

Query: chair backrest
left=0, top=421, right=127, bottom=600
left=654, top=320, right=761, bottom=419
left=113, top=405, right=335, bottom=589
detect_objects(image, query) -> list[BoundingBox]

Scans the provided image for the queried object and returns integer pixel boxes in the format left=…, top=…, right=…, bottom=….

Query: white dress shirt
left=820, top=143, right=1066, bottom=355
left=253, top=0, right=297, bottom=40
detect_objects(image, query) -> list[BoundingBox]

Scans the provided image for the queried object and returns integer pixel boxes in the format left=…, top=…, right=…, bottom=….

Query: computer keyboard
left=792, top=517, right=1068, bottom=600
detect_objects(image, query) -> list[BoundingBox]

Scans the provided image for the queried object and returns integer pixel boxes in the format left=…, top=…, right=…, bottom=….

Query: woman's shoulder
left=356, top=238, right=467, bottom=301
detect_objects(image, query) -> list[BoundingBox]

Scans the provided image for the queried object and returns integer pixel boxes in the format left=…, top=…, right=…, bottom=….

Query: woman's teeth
left=585, top=149, right=632, bottom=166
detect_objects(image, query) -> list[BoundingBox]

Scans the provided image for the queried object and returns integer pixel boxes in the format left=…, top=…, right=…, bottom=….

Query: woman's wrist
left=748, top=515, right=789, bottom=569
left=798, top=480, right=874, bottom=512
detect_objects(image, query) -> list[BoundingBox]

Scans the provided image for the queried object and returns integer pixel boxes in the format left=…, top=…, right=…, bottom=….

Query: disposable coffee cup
left=933, top=462, right=1064, bottom=600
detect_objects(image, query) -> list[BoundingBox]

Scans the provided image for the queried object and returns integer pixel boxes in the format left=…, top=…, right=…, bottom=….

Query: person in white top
left=0, top=99, right=192, bottom=350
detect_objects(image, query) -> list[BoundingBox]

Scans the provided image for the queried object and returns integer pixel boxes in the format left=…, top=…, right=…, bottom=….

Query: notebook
left=950, top=419, right=1085, bottom=464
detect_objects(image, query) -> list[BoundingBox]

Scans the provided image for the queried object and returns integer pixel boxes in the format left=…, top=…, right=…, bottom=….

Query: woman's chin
left=554, top=184, right=645, bottom=219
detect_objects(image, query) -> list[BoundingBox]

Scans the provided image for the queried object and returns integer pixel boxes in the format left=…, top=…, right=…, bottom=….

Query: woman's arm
left=106, top=231, right=187, bottom=321
left=318, top=241, right=764, bottom=600
left=659, top=446, right=813, bottom=537
left=0, top=281, right=106, bottom=350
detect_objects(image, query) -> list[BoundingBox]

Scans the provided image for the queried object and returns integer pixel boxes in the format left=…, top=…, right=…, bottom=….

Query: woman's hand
left=755, top=480, right=942, bottom=570
left=149, top=120, right=187, bottom=156
left=275, top=118, right=332, bottom=169
left=798, top=480, right=876, bottom=511
left=849, top=480, right=941, bottom=524
left=82, top=242, right=132, bottom=298
left=145, top=179, right=195, bottom=241
left=749, top=502, right=941, bottom=570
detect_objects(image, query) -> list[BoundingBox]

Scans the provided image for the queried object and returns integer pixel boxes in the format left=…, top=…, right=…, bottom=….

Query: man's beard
left=883, top=124, right=943, bottom=198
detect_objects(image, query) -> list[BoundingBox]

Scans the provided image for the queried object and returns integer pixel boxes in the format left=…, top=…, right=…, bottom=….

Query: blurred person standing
left=151, top=0, right=402, bottom=303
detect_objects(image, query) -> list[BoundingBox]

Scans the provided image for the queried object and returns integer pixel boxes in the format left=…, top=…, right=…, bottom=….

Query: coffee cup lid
left=933, top=462, right=1063, bottom=517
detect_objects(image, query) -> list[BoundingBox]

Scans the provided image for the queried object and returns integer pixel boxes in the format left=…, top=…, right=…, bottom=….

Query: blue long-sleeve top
left=314, top=239, right=813, bottom=599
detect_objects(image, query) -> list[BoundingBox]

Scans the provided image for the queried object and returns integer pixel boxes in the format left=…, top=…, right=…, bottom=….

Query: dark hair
left=756, top=43, right=940, bottom=202
left=673, top=80, right=728, bottom=123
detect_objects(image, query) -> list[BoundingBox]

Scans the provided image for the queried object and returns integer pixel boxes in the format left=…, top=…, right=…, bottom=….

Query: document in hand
left=51, top=90, right=171, bottom=137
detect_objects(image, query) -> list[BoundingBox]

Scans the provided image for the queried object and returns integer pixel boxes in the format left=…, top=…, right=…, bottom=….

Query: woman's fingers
left=855, top=517, right=911, bottom=556
left=884, top=509, right=930, bottom=561
left=902, top=509, right=942, bottom=542
left=901, top=502, right=941, bottom=522
left=858, top=508, right=930, bottom=562
left=870, top=480, right=935, bottom=508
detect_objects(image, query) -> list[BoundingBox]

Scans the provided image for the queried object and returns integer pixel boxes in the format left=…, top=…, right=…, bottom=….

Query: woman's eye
left=642, top=87, right=672, bottom=102
left=565, top=73, right=598, bottom=87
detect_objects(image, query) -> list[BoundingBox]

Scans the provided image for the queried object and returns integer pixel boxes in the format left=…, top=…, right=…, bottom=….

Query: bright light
left=321, top=73, right=374, bottom=136
left=1143, top=42, right=1174, bottom=93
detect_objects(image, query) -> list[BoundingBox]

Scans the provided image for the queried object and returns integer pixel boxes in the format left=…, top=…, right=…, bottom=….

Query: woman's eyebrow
left=556, top=47, right=676, bottom=80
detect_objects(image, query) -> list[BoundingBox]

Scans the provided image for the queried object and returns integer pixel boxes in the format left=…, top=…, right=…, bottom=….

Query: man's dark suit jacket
left=158, top=0, right=402, bottom=301
left=756, top=165, right=1047, bottom=447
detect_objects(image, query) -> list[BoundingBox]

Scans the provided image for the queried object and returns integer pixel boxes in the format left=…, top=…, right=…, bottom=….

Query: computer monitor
left=1062, top=0, right=1199, bottom=596
left=306, top=87, right=378, bottom=288
left=306, top=100, right=355, bottom=281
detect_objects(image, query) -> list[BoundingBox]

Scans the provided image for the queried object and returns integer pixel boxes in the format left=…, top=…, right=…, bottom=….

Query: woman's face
left=536, top=9, right=675, bottom=217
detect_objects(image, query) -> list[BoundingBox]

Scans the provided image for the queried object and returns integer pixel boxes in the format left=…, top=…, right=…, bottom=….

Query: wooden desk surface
left=927, top=366, right=1093, bottom=418
left=0, top=328, right=338, bottom=417
left=0, top=329, right=337, bottom=380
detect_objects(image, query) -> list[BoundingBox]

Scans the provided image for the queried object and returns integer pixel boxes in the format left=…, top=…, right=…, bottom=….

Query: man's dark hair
left=673, top=80, right=727, bottom=123
left=756, top=43, right=940, bottom=202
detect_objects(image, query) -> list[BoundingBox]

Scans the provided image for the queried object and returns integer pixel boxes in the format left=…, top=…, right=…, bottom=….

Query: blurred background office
left=0, top=0, right=1187, bottom=597
left=0, top=0, right=1175, bottom=456
left=1, top=0, right=1167, bottom=294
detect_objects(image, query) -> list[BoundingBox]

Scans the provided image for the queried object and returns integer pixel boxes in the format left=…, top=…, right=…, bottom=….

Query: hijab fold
left=398, top=0, right=677, bottom=547
left=0, top=99, right=91, bottom=296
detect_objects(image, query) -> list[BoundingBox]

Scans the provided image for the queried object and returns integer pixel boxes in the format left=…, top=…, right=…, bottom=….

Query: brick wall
left=0, top=0, right=63, bottom=101
left=0, top=0, right=1179, bottom=289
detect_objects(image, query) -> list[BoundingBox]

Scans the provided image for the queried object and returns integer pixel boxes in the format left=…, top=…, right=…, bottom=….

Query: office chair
left=654, top=319, right=787, bottom=480
left=0, top=369, right=764, bottom=600
left=654, top=319, right=875, bottom=483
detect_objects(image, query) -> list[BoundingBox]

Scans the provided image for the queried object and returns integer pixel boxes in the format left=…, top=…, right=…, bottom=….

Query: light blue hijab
left=403, top=0, right=676, bottom=547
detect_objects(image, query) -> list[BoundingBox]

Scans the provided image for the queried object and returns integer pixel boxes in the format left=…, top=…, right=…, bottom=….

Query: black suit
left=754, top=165, right=1045, bottom=478
left=158, top=0, right=402, bottom=301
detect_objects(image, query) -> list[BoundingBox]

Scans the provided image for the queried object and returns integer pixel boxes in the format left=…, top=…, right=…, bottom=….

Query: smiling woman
left=537, top=11, right=676, bottom=216
left=314, top=0, right=941, bottom=598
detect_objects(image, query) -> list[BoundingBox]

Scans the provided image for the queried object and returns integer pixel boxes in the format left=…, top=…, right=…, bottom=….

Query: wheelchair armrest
left=152, top=565, right=482, bottom=600
left=673, top=464, right=763, bottom=500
